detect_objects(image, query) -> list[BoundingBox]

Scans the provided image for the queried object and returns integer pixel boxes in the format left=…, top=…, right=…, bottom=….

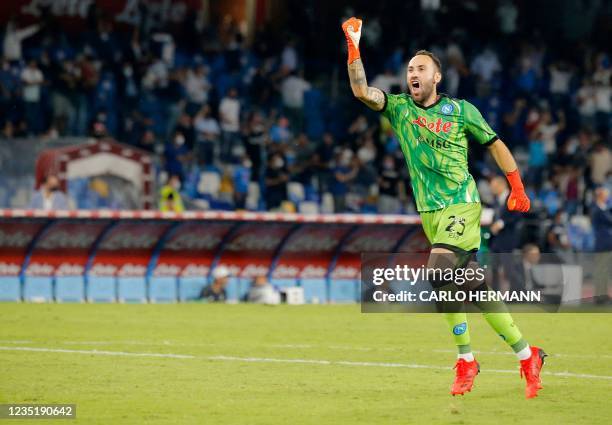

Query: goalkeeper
left=342, top=17, right=546, bottom=398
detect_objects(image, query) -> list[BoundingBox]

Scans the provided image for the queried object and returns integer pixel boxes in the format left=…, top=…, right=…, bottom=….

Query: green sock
left=482, top=312, right=527, bottom=352
left=444, top=312, right=471, bottom=353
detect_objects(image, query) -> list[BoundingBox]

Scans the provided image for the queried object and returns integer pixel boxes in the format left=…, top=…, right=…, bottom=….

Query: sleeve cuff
left=380, top=91, right=388, bottom=113
left=483, top=136, right=499, bottom=147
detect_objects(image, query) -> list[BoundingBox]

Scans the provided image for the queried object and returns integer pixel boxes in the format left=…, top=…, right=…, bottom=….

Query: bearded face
left=407, top=55, right=442, bottom=104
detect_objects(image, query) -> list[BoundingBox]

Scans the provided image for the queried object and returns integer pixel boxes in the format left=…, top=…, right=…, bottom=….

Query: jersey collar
left=412, top=93, right=447, bottom=110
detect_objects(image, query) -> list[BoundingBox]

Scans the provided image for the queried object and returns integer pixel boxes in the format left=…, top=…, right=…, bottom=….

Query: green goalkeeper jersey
left=381, top=93, right=498, bottom=212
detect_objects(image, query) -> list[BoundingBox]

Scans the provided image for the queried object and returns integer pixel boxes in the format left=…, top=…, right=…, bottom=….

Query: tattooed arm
left=348, top=59, right=386, bottom=111
left=342, top=18, right=385, bottom=111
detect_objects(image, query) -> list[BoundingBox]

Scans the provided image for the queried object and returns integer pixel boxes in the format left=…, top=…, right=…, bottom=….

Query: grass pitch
left=1, top=303, right=611, bottom=424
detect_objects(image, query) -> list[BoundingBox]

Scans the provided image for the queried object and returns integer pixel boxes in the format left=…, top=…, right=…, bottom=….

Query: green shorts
left=420, top=202, right=482, bottom=253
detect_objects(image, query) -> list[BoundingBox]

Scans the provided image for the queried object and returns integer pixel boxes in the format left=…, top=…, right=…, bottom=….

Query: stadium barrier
left=0, top=209, right=493, bottom=303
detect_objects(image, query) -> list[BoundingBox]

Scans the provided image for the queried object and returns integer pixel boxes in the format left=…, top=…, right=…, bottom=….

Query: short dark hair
left=413, top=49, right=442, bottom=73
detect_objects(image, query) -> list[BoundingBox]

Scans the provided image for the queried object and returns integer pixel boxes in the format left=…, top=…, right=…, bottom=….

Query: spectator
left=497, top=0, right=518, bottom=35
left=576, top=77, right=597, bottom=129
left=264, top=153, right=289, bottom=210
left=200, top=266, right=230, bottom=302
left=280, top=70, right=311, bottom=133
left=378, top=155, right=404, bottom=214
left=243, top=111, right=267, bottom=182
left=193, top=104, right=220, bottom=165
left=593, top=75, right=611, bottom=136
left=533, top=110, right=565, bottom=159
left=313, top=132, right=336, bottom=193
left=245, top=275, right=280, bottom=304
left=233, top=156, right=251, bottom=209
left=269, top=116, right=292, bottom=145
left=591, top=186, right=612, bottom=304
left=164, top=130, right=191, bottom=180
left=371, top=68, right=401, bottom=94
left=289, top=133, right=315, bottom=185
left=2, top=20, right=40, bottom=62
left=159, top=174, right=184, bottom=213
left=29, top=175, right=70, bottom=210
left=544, top=211, right=571, bottom=262
left=280, top=39, right=298, bottom=75
left=488, top=176, right=523, bottom=290
left=219, top=87, right=241, bottom=161
left=20, top=59, right=44, bottom=135
left=589, top=143, right=612, bottom=186
left=471, top=47, right=501, bottom=84
left=185, top=65, right=210, bottom=106
left=331, top=149, right=358, bottom=213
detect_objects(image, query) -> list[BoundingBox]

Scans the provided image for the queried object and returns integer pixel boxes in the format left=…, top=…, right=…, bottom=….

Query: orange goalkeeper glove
left=342, top=17, right=362, bottom=65
left=506, top=169, right=530, bottom=212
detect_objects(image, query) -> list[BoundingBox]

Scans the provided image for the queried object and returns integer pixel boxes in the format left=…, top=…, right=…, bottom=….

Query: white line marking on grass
left=3, top=340, right=612, bottom=361
left=206, top=355, right=612, bottom=380
left=0, top=346, right=195, bottom=359
left=1, top=346, right=611, bottom=381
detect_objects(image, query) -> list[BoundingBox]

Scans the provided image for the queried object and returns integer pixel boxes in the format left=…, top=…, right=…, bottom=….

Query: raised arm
left=342, top=18, right=386, bottom=111
left=488, top=139, right=531, bottom=212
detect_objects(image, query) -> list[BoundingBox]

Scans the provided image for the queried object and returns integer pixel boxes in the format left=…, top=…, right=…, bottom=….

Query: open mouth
left=411, top=81, right=421, bottom=93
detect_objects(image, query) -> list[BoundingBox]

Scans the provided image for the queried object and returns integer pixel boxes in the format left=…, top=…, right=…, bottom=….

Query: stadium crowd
left=1, top=1, right=611, bottom=251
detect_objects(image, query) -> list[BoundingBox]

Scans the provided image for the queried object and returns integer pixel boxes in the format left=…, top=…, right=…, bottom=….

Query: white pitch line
left=206, top=355, right=612, bottom=381
left=0, top=346, right=195, bottom=359
left=1, top=346, right=612, bottom=381
left=2, top=340, right=612, bottom=360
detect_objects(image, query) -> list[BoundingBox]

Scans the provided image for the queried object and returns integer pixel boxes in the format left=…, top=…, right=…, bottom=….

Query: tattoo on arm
left=347, top=59, right=385, bottom=111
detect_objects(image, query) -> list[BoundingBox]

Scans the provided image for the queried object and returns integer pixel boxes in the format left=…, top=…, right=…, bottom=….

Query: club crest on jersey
left=441, top=103, right=454, bottom=115
left=412, top=116, right=453, bottom=133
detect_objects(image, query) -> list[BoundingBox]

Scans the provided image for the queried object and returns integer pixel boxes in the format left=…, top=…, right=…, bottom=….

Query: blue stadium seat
left=149, top=276, right=178, bottom=303
left=23, top=276, right=53, bottom=302
left=55, top=276, right=85, bottom=302
left=178, top=276, right=207, bottom=301
left=117, top=277, right=147, bottom=303
left=329, top=279, right=359, bottom=303
left=0, top=276, right=21, bottom=301
left=300, top=279, right=328, bottom=303
left=87, top=276, right=116, bottom=302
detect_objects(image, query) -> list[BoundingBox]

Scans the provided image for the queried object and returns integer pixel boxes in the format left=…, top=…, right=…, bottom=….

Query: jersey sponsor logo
left=441, top=103, right=454, bottom=114
left=412, top=116, right=453, bottom=133
left=445, top=215, right=466, bottom=239
left=453, top=322, right=467, bottom=335
left=418, top=136, right=451, bottom=149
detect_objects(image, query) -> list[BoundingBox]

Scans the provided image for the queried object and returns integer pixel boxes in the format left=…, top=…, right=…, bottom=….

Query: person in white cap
left=199, top=266, right=230, bottom=302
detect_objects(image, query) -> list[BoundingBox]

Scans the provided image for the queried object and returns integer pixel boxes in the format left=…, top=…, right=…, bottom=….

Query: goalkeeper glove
left=506, top=169, right=530, bottom=212
left=342, top=17, right=362, bottom=65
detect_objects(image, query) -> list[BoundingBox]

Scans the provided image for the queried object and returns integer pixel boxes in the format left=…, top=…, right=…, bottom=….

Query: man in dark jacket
left=488, top=176, right=523, bottom=290
left=591, top=186, right=612, bottom=304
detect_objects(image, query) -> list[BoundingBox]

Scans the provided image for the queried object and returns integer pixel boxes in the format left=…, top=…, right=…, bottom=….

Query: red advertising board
left=91, top=221, right=171, bottom=276
left=0, top=220, right=45, bottom=276
left=273, top=225, right=352, bottom=279
left=154, top=222, right=234, bottom=277
left=331, top=226, right=412, bottom=279
left=26, top=220, right=109, bottom=276
left=218, top=223, right=293, bottom=278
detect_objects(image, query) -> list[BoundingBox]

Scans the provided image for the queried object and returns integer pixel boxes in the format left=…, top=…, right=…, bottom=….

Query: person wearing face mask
left=164, top=130, right=190, bottom=181
left=159, top=174, right=184, bottom=213
left=29, top=175, right=70, bottom=210
left=264, top=153, right=289, bottom=211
